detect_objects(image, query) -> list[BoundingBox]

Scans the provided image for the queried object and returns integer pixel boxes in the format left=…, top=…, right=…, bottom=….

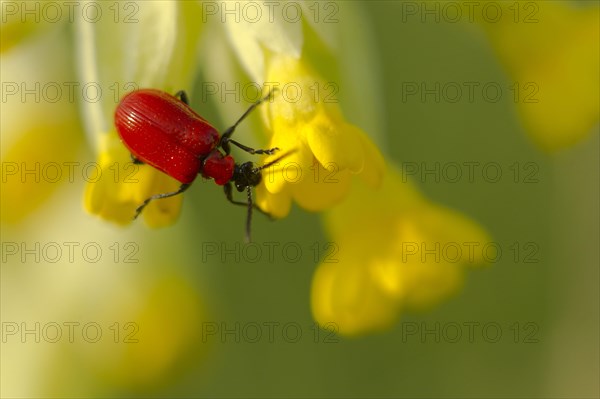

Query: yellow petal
left=408, top=203, right=492, bottom=267
left=291, top=162, right=352, bottom=211
left=356, top=131, right=386, bottom=188
left=323, top=164, right=423, bottom=242
left=255, top=182, right=292, bottom=219
left=305, top=111, right=364, bottom=173
left=313, top=163, right=490, bottom=334
left=262, top=127, right=311, bottom=194
left=262, top=54, right=387, bottom=213
left=374, top=252, right=465, bottom=311
left=311, top=258, right=400, bottom=336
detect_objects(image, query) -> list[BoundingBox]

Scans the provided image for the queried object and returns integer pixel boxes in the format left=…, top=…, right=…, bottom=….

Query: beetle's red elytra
left=114, top=88, right=288, bottom=242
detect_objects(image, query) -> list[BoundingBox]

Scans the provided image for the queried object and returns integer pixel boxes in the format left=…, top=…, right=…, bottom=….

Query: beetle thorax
left=201, top=149, right=235, bottom=185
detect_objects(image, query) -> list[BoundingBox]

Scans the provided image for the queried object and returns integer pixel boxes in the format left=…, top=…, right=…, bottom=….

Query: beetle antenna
left=253, top=149, right=297, bottom=173
left=245, top=186, right=253, bottom=243
left=221, top=88, right=278, bottom=143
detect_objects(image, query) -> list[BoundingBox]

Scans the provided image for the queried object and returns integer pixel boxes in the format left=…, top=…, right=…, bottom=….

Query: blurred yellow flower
left=1, top=23, right=82, bottom=224
left=476, top=0, right=599, bottom=151
left=43, top=273, right=207, bottom=394
left=0, top=1, right=53, bottom=53
left=312, top=165, right=490, bottom=336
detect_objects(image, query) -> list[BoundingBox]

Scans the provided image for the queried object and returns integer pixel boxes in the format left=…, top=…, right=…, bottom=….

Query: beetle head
left=232, top=162, right=262, bottom=192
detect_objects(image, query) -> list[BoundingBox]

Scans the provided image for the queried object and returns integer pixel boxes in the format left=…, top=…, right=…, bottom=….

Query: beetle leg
left=224, top=182, right=272, bottom=218
left=225, top=139, right=280, bottom=156
left=220, top=89, right=278, bottom=152
left=134, top=183, right=191, bottom=219
left=175, top=90, right=189, bottom=105
left=130, top=153, right=144, bottom=165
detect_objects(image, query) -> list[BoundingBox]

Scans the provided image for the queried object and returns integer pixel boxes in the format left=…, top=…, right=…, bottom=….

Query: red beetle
left=115, top=88, right=285, bottom=241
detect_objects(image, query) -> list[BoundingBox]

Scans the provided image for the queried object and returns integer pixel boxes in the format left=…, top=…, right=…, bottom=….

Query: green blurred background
left=1, top=1, right=598, bottom=398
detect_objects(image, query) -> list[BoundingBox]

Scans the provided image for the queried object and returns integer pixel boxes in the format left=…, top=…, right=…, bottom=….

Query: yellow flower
left=213, top=2, right=490, bottom=335
left=475, top=0, right=599, bottom=151
left=77, top=2, right=203, bottom=226
left=312, top=165, right=490, bottom=336
left=256, top=55, right=385, bottom=217
left=206, top=2, right=385, bottom=218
